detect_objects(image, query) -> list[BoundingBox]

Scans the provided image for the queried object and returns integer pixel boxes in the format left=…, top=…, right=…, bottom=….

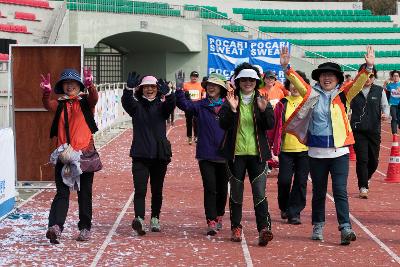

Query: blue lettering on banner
left=207, top=35, right=290, bottom=81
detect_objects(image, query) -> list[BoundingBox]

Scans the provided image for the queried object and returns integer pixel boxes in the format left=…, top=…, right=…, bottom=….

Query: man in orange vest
left=183, top=71, right=205, bottom=144
left=259, top=70, right=289, bottom=108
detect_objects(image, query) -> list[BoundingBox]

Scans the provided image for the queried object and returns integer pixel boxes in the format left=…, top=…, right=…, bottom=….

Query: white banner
left=0, top=128, right=16, bottom=217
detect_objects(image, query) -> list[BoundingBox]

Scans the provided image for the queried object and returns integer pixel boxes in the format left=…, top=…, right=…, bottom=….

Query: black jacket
left=218, top=90, right=274, bottom=162
left=121, top=89, right=176, bottom=160
left=350, top=84, right=383, bottom=134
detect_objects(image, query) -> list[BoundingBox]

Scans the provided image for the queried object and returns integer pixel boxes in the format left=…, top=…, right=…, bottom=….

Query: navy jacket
left=121, top=89, right=176, bottom=159
left=176, top=90, right=225, bottom=161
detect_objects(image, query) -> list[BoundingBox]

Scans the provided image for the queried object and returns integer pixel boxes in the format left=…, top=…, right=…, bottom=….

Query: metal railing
left=48, top=1, right=67, bottom=44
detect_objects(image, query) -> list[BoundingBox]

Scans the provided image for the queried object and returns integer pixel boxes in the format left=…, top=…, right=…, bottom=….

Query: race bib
left=189, top=90, right=201, bottom=100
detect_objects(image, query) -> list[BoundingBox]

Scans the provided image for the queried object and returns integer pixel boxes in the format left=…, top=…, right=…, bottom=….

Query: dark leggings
left=132, top=159, right=168, bottom=219
left=198, top=160, right=229, bottom=222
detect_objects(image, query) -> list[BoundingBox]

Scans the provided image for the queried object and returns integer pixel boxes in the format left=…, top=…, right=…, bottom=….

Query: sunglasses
left=369, top=74, right=375, bottom=78
left=239, top=77, right=256, bottom=82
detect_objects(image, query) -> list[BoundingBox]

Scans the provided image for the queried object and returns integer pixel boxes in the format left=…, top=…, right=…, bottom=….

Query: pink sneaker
left=207, top=220, right=217, bottom=236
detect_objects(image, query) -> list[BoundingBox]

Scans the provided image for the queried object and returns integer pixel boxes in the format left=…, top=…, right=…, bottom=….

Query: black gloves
left=157, top=79, right=170, bottom=95
left=175, top=70, right=185, bottom=91
left=127, top=72, right=141, bottom=89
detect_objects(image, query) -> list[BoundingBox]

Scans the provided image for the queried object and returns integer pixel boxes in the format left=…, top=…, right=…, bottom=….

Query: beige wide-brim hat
left=201, top=73, right=227, bottom=89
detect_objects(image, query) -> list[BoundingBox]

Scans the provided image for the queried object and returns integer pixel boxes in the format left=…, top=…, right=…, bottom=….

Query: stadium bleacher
left=0, top=0, right=52, bottom=9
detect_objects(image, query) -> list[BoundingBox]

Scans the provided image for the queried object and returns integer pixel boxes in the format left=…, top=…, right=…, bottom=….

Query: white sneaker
left=359, top=187, right=368, bottom=199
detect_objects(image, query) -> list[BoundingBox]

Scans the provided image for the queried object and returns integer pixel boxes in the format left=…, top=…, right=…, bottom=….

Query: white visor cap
left=235, top=69, right=260, bottom=80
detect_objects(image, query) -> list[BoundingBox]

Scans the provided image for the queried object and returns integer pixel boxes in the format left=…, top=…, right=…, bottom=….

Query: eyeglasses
left=239, top=77, right=256, bottom=82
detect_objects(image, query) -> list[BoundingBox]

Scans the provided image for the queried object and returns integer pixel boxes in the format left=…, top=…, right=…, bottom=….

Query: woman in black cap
left=279, top=45, right=375, bottom=245
left=41, top=68, right=99, bottom=244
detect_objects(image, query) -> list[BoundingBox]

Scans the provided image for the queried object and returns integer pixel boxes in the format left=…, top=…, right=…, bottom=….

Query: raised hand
left=127, top=72, right=141, bottom=89
left=83, top=67, right=94, bottom=88
left=365, top=45, right=375, bottom=68
left=280, top=46, right=290, bottom=69
left=40, top=73, right=51, bottom=93
left=157, top=78, right=170, bottom=95
left=226, top=90, right=239, bottom=112
left=257, top=96, right=268, bottom=112
left=226, top=81, right=235, bottom=92
left=175, top=70, right=185, bottom=90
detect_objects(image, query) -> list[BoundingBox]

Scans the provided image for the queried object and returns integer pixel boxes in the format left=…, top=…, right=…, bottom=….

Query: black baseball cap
left=190, top=71, right=199, bottom=77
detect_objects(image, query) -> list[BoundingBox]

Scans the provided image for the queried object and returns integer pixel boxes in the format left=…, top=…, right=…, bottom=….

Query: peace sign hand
left=40, top=73, right=51, bottom=93
left=83, top=67, right=94, bottom=88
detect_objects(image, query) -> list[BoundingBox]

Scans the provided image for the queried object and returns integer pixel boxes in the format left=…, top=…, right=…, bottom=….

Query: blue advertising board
left=207, top=35, right=290, bottom=83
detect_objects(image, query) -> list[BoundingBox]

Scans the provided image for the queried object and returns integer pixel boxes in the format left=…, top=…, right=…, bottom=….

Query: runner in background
left=351, top=64, right=389, bottom=199
left=183, top=71, right=205, bottom=145
left=384, top=70, right=400, bottom=134
left=259, top=70, right=289, bottom=108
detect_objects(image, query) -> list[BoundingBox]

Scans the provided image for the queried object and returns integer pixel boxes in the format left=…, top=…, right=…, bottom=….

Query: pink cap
left=138, top=76, right=157, bottom=87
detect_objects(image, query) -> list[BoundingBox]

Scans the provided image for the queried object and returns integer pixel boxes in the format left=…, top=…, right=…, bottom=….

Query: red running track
left=0, top=119, right=399, bottom=266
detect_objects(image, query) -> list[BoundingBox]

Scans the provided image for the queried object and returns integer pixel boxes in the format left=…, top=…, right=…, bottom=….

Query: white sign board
left=0, top=128, right=16, bottom=217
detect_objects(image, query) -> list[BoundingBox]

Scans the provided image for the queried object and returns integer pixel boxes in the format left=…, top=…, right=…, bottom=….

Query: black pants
left=48, top=162, right=94, bottom=231
left=390, top=105, right=398, bottom=134
left=185, top=112, right=198, bottom=138
left=353, top=131, right=380, bottom=189
left=277, top=151, right=309, bottom=219
left=228, top=155, right=271, bottom=232
left=132, top=159, right=168, bottom=219
left=198, top=160, right=229, bottom=222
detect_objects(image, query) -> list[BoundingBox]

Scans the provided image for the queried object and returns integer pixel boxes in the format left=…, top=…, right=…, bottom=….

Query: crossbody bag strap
left=63, top=101, right=71, bottom=144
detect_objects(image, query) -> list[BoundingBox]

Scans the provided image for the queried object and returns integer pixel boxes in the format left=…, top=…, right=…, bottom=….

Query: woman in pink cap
left=122, top=72, right=176, bottom=235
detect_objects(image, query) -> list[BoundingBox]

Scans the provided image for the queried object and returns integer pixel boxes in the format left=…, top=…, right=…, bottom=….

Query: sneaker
left=258, top=228, right=273, bottom=246
left=288, top=217, right=302, bottom=225
left=207, top=220, right=218, bottom=236
left=46, top=225, right=61, bottom=244
left=76, top=229, right=91, bottom=242
left=150, top=217, right=161, bottom=232
left=216, top=216, right=223, bottom=231
left=341, top=228, right=356, bottom=245
left=188, top=137, right=192, bottom=145
left=359, top=187, right=368, bottom=199
left=311, top=223, right=324, bottom=241
left=280, top=211, right=288, bottom=220
left=132, top=217, right=146, bottom=236
left=231, top=227, right=242, bottom=242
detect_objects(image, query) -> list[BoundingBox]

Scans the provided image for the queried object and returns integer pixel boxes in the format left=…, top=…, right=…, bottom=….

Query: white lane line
left=90, top=192, right=135, bottom=267
left=241, top=232, right=254, bottom=267
left=228, top=181, right=253, bottom=267
left=90, top=121, right=181, bottom=266
left=325, top=192, right=400, bottom=264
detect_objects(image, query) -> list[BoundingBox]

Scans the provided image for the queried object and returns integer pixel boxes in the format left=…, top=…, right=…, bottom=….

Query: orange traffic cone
left=385, top=134, right=400, bottom=183
left=349, top=145, right=356, bottom=161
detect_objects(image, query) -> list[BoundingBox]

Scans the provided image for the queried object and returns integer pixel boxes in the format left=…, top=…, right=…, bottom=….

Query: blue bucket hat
left=54, top=68, right=85, bottom=94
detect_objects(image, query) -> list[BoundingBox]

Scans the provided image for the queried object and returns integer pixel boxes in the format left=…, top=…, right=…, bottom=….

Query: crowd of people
left=40, top=44, right=397, bottom=247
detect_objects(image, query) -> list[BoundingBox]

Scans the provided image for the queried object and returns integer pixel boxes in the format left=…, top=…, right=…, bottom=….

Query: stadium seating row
left=342, top=63, right=400, bottom=71
left=222, top=25, right=246, bottom=32
left=0, top=0, right=51, bottom=9
left=200, top=10, right=228, bottom=19
left=66, top=3, right=181, bottom=16
left=15, top=11, right=38, bottom=21
left=67, top=0, right=170, bottom=9
left=233, top=8, right=372, bottom=16
left=184, top=5, right=218, bottom=12
left=0, top=53, right=9, bottom=61
left=305, top=51, right=400, bottom=58
left=259, top=26, right=400, bottom=34
left=288, top=39, right=400, bottom=46
left=243, top=14, right=391, bottom=22
left=0, top=23, right=29, bottom=33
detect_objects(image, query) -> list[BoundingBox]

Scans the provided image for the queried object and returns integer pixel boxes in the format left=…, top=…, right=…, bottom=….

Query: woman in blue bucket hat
left=40, top=67, right=101, bottom=244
